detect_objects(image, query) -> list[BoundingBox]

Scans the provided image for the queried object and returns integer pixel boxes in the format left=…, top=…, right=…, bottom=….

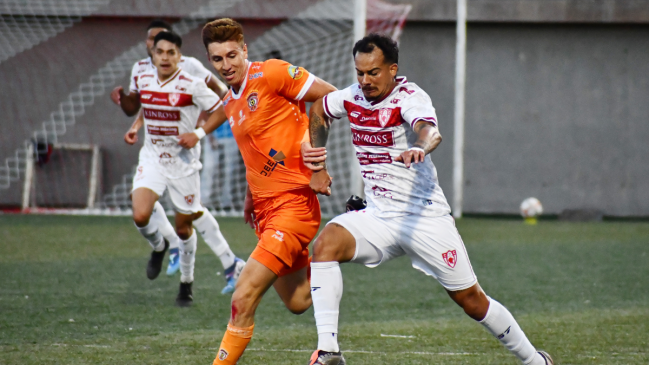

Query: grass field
left=1, top=215, right=648, bottom=364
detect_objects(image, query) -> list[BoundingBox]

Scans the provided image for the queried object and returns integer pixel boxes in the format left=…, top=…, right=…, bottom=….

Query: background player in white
left=124, top=31, right=243, bottom=305
left=111, top=20, right=243, bottom=289
left=302, top=34, right=554, bottom=365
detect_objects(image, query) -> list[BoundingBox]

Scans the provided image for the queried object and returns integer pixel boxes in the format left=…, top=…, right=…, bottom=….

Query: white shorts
left=132, top=162, right=201, bottom=214
left=328, top=209, right=478, bottom=291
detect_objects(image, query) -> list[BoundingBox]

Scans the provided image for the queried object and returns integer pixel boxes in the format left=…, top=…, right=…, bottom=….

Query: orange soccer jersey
left=223, top=59, right=320, bottom=275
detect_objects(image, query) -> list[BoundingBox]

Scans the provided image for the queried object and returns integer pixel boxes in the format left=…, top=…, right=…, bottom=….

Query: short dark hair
left=147, top=19, right=173, bottom=32
left=154, top=31, right=182, bottom=49
left=353, top=33, right=399, bottom=65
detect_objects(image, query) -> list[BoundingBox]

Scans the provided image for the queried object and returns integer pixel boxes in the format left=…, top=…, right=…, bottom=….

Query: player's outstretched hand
left=310, top=170, right=333, bottom=196
left=124, top=128, right=138, bottom=145
left=178, top=133, right=200, bottom=149
left=111, top=86, right=124, bottom=105
left=395, top=148, right=426, bottom=168
left=301, top=142, right=327, bottom=171
left=243, top=191, right=256, bottom=229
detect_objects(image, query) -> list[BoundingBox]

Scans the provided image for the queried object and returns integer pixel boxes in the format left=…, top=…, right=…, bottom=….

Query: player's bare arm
left=308, top=97, right=334, bottom=196
left=178, top=105, right=227, bottom=149
left=111, top=86, right=142, bottom=117
left=124, top=110, right=144, bottom=145
left=206, top=75, right=229, bottom=98
left=395, top=121, right=442, bottom=168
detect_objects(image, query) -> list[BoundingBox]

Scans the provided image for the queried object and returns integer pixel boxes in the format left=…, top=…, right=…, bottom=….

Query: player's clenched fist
left=395, top=147, right=426, bottom=168
left=111, top=86, right=124, bottom=105
left=310, top=170, right=333, bottom=196
left=177, top=132, right=200, bottom=149
left=300, top=142, right=327, bottom=171
left=124, top=128, right=138, bottom=145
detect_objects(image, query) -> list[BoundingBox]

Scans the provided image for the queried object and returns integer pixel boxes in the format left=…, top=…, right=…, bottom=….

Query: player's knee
left=285, top=295, right=312, bottom=315
left=312, top=227, right=346, bottom=262
left=132, top=210, right=150, bottom=227
left=175, top=225, right=192, bottom=240
left=231, top=289, right=257, bottom=320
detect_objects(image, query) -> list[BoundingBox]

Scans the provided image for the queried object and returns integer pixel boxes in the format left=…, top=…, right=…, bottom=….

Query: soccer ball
left=520, top=197, right=543, bottom=218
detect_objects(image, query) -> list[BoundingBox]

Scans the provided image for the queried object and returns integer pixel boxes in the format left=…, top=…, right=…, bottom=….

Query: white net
left=0, top=0, right=411, bottom=216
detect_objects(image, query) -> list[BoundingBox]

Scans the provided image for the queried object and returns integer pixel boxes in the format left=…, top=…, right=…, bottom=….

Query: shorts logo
left=442, top=250, right=457, bottom=268
left=168, top=93, right=180, bottom=106
left=378, top=108, right=392, bottom=127
left=218, top=349, right=228, bottom=361
left=272, top=230, right=284, bottom=242
left=184, top=194, right=195, bottom=205
left=287, top=65, right=304, bottom=80
left=247, top=91, right=259, bottom=112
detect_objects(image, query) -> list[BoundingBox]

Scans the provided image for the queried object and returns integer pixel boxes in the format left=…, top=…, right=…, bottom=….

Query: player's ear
left=389, top=63, right=398, bottom=78
left=242, top=43, right=248, bottom=59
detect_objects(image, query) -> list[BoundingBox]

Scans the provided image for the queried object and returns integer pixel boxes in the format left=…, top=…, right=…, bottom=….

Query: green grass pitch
left=1, top=215, right=648, bottom=364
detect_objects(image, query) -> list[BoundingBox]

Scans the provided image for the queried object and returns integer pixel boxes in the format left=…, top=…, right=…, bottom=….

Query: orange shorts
left=249, top=187, right=321, bottom=277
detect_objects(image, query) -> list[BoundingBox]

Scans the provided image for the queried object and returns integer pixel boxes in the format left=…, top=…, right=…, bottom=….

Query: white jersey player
left=303, top=34, right=554, bottom=365
left=123, top=30, right=244, bottom=307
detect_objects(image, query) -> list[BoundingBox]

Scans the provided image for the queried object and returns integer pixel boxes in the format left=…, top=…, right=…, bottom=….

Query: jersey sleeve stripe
left=295, top=73, right=315, bottom=101
left=207, top=100, right=223, bottom=113
left=323, top=94, right=340, bottom=120
left=411, top=116, right=437, bottom=128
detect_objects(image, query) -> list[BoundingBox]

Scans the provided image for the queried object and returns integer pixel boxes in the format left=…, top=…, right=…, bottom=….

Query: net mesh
left=0, top=0, right=412, bottom=216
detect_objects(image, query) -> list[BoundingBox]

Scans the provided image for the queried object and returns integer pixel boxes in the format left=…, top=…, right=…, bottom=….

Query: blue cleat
left=166, top=248, right=180, bottom=276
left=221, top=257, right=245, bottom=294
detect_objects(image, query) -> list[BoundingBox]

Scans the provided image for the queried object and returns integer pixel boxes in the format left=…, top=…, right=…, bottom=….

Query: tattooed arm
left=395, top=121, right=442, bottom=168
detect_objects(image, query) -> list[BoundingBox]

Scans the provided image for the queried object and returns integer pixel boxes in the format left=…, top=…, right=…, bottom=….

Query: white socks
left=150, top=201, right=181, bottom=250
left=193, top=209, right=236, bottom=270
left=179, top=229, right=197, bottom=283
left=480, top=297, right=544, bottom=365
left=136, top=220, right=165, bottom=251
left=311, top=261, right=343, bottom=353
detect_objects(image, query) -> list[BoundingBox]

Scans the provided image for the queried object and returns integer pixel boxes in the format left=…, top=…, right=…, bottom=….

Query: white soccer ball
left=520, top=197, right=543, bottom=218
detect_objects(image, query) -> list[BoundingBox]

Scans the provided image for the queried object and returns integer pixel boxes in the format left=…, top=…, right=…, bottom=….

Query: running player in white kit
left=112, top=20, right=244, bottom=295
left=302, top=34, right=554, bottom=365
left=124, top=31, right=243, bottom=306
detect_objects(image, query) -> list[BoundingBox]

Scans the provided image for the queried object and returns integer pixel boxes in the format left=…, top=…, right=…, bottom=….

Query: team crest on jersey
left=218, top=349, right=228, bottom=361
left=184, top=194, right=195, bottom=205
left=378, top=108, right=392, bottom=127
left=168, top=93, right=180, bottom=106
left=287, top=65, right=304, bottom=80
left=442, top=250, right=457, bottom=268
left=247, top=91, right=259, bottom=112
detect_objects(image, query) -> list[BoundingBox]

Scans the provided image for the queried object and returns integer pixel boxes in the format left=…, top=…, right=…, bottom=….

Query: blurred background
left=1, top=0, right=648, bottom=218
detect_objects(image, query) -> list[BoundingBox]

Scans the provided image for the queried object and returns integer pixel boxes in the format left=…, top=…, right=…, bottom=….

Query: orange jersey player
left=202, top=18, right=336, bottom=365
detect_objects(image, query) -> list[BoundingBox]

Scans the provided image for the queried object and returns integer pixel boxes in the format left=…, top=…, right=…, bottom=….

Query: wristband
left=193, top=127, right=206, bottom=140
left=409, top=147, right=425, bottom=153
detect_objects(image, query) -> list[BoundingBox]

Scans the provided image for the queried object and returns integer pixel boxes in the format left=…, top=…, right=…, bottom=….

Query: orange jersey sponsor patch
left=224, top=59, right=315, bottom=198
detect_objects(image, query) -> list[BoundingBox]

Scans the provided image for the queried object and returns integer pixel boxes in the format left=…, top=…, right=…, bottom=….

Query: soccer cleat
left=221, top=257, right=246, bottom=294
left=307, top=350, right=346, bottom=365
left=146, top=239, right=169, bottom=280
left=538, top=351, right=554, bottom=365
left=166, top=248, right=180, bottom=276
left=175, top=282, right=193, bottom=307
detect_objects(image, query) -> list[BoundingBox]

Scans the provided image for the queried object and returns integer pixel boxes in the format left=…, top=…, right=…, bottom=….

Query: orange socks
left=213, top=323, right=255, bottom=365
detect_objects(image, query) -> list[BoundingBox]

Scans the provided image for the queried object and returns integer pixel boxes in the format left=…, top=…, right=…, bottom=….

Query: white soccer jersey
left=323, top=76, right=451, bottom=217
left=137, top=68, right=222, bottom=179
left=129, top=56, right=213, bottom=93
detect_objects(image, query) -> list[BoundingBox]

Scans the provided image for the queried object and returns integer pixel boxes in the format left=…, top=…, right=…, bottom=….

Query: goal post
left=452, top=0, right=467, bottom=218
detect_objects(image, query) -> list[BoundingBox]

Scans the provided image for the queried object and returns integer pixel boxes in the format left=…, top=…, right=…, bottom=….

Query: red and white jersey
left=137, top=68, right=222, bottom=179
left=129, top=56, right=214, bottom=93
left=323, top=76, right=451, bottom=217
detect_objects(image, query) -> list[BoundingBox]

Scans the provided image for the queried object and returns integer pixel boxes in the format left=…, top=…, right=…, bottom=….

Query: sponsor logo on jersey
left=138, top=67, right=146, bottom=73
left=357, top=152, right=392, bottom=165
left=259, top=148, right=285, bottom=177
left=237, top=110, right=246, bottom=125
left=151, top=138, right=175, bottom=147
left=141, top=93, right=152, bottom=100
left=248, top=72, right=263, bottom=80
left=141, top=83, right=150, bottom=88
left=168, top=93, right=180, bottom=106
left=371, top=185, right=394, bottom=199
left=223, top=95, right=232, bottom=106
left=362, top=170, right=392, bottom=180
left=247, top=91, right=259, bottom=112
left=351, top=128, right=394, bottom=147
left=147, top=125, right=178, bottom=136
left=271, top=230, right=284, bottom=242
left=399, top=86, right=415, bottom=95
left=184, top=194, right=194, bottom=205
left=138, top=61, right=149, bottom=66
left=179, top=75, right=193, bottom=82
left=350, top=111, right=361, bottom=119
left=391, top=98, right=401, bottom=104
left=175, top=85, right=187, bottom=92
left=141, top=74, right=154, bottom=79
left=287, top=65, right=304, bottom=80
left=360, top=116, right=377, bottom=122
left=354, top=95, right=364, bottom=101
left=228, top=116, right=235, bottom=127
left=218, top=349, right=228, bottom=361
left=252, top=64, right=262, bottom=70
left=143, top=108, right=181, bottom=121
left=378, top=108, right=392, bottom=127
left=442, top=250, right=457, bottom=268
left=422, top=199, right=434, bottom=206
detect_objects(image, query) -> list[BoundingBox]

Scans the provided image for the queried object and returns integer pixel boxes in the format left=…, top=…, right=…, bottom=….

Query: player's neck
left=231, top=60, right=249, bottom=94
left=370, top=81, right=398, bottom=105
left=157, top=67, right=179, bottom=83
